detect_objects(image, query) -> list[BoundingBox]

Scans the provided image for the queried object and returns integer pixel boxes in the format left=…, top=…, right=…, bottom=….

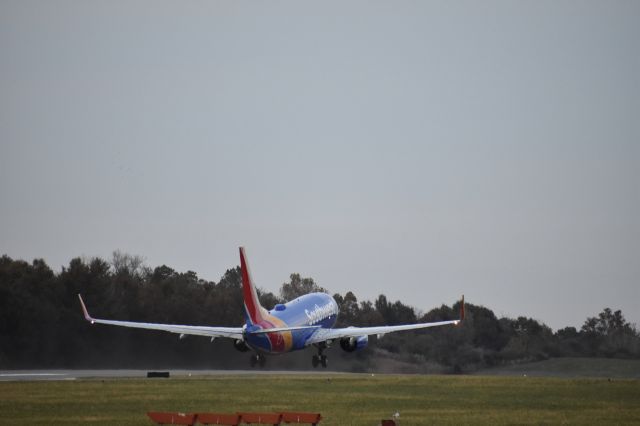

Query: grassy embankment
left=475, top=357, right=640, bottom=379
left=1, top=373, right=639, bottom=425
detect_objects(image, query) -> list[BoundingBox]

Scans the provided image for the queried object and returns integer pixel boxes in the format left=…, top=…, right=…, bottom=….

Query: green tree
left=580, top=308, right=639, bottom=357
left=334, top=291, right=359, bottom=327
left=279, top=273, right=327, bottom=301
left=374, top=295, right=416, bottom=325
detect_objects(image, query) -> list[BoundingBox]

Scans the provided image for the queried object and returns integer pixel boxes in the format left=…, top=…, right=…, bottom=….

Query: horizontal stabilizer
left=248, top=325, right=321, bottom=335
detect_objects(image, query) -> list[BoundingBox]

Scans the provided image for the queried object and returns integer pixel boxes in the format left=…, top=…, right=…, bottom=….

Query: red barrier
left=147, top=411, right=322, bottom=425
left=238, top=412, right=282, bottom=425
left=147, top=412, right=196, bottom=425
left=280, top=412, right=322, bottom=425
left=197, top=413, right=241, bottom=425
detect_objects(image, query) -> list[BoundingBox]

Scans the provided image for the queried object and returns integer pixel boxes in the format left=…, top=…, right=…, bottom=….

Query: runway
left=0, top=369, right=341, bottom=381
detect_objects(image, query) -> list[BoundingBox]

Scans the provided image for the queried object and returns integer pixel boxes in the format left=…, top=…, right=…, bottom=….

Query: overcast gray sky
left=1, top=1, right=638, bottom=330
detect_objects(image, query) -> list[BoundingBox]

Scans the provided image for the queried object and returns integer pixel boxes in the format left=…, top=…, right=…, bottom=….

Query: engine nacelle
left=233, top=339, right=250, bottom=352
left=339, top=335, right=368, bottom=352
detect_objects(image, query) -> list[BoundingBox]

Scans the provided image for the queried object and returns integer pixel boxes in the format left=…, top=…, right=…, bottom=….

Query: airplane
left=78, top=247, right=464, bottom=368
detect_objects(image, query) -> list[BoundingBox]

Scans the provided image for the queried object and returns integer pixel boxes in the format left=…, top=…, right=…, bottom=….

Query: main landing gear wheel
left=250, top=354, right=266, bottom=368
left=311, top=354, right=328, bottom=368
left=311, top=342, right=329, bottom=368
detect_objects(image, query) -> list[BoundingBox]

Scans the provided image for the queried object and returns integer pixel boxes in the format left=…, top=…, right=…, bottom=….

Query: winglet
left=459, top=295, right=465, bottom=322
left=77, top=294, right=95, bottom=324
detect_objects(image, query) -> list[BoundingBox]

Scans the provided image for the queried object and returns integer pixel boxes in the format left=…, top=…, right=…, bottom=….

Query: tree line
left=0, top=253, right=638, bottom=372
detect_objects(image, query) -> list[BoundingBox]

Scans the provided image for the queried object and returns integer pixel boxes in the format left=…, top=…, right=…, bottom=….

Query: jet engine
left=339, top=335, right=368, bottom=352
left=233, top=339, right=250, bottom=352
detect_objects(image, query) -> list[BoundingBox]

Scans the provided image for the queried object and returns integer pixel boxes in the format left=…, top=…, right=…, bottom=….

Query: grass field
left=1, top=374, right=639, bottom=425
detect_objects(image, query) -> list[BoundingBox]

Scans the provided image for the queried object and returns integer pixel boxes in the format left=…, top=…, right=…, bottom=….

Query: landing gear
left=311, top=344, right=328, bottom=368
left=312, top=354, right=328, bottom=368
left=249, top=353, right=266, bottom=368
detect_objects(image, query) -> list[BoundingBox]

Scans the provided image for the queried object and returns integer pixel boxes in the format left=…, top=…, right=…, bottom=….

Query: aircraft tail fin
left=240, top=247, right=267, bottom=325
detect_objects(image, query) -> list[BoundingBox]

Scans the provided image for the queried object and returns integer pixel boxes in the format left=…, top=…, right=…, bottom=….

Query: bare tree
left=111, top=250, right=146, bottom=278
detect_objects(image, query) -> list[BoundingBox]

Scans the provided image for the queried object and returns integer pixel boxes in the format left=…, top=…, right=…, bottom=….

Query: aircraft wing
left=78, top=294, right=243, bottom=340
left=305, top=295, right=465, bottom=346
left=305, top=320, right=460, bottom=345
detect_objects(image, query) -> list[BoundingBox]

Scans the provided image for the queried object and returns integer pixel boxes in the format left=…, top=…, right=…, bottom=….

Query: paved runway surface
left=0, top=369, right=339, bottom=381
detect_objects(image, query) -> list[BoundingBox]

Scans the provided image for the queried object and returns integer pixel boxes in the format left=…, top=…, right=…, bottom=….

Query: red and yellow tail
left=240, top=247, right=268, bottom=325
